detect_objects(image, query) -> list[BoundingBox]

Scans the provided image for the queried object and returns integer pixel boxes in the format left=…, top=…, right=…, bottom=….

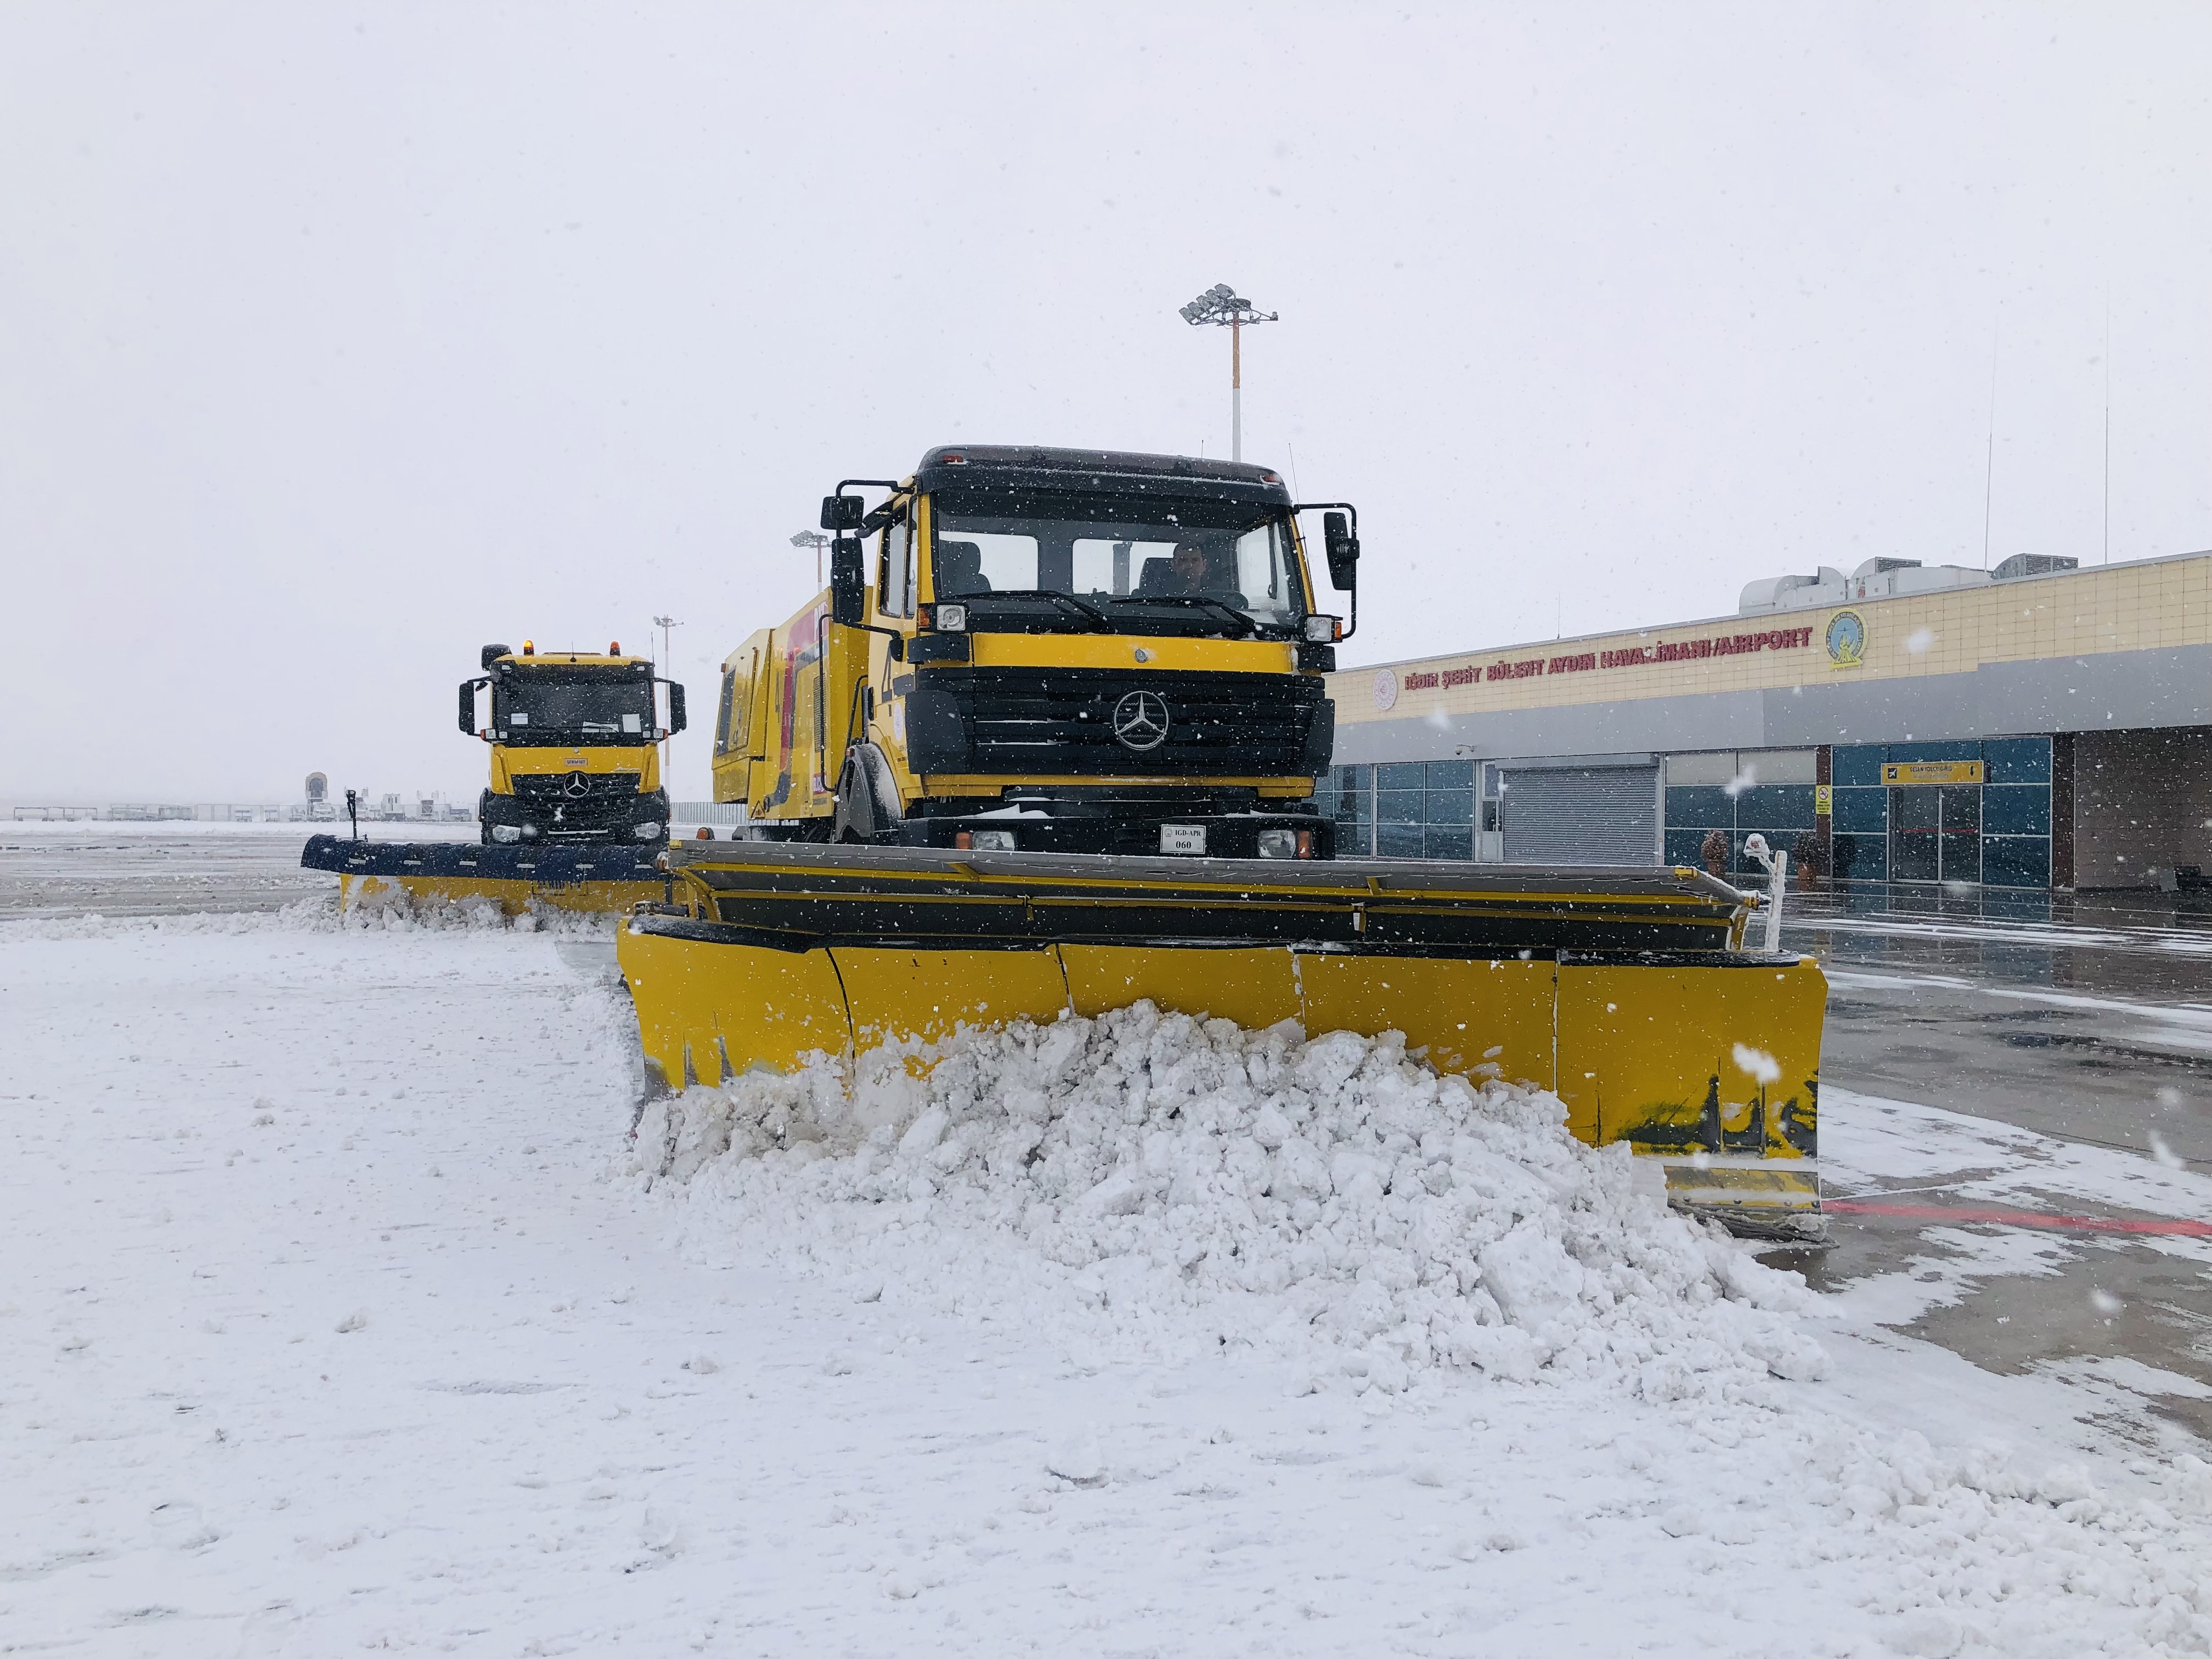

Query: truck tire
left=833, top=744, right=905, bottom=844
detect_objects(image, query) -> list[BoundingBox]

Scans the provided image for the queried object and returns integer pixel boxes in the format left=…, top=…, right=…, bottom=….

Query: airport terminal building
left=1319, top=550, right=2212, bottom=890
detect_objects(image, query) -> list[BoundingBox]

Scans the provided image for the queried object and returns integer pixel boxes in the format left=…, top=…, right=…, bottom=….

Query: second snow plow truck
left=302, top=640, right=686, bottom=913
left=620, top=445, right=1827, bottom=1238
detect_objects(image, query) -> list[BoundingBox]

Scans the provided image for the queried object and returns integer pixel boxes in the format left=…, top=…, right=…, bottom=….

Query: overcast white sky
left=5, top=3, right=2210, bottom=804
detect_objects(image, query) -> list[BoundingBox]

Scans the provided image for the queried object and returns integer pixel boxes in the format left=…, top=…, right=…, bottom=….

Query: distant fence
left=674, top=801, right=749, bottom=825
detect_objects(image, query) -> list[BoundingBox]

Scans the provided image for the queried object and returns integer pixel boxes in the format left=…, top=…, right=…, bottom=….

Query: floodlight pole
left=1180, top=284, right=1278, bottom=462
left=1232, top=318, right=1244, bottom=463
left=791, top=529, right=831, bottom=586
left=652, top=614, right=681, bottom=772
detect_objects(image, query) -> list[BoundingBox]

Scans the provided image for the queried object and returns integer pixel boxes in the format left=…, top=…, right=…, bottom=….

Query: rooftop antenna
left=2103, top=292, right=2112, bottom=566
left=1982, top=323, right=1999, bottom=571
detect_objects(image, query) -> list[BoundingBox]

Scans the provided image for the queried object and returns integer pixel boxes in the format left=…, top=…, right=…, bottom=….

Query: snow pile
left=633, top=1003, right=1827, bottom=1401
left=4, top=895, right=342, bottom=941
left=5, top=888, right=613, bottom=940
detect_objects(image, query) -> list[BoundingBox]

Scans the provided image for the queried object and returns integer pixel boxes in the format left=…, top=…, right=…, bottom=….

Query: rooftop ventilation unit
left=1992, top=554, right=2080, bottom=581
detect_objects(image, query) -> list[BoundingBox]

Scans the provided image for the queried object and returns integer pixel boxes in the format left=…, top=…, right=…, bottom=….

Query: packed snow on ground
left=5, top=910, right=2210, bottom=1657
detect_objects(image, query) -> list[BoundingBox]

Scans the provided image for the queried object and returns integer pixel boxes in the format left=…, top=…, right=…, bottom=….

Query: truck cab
left=712, top=445, right=1359, bottom=858
left=460, top=642, right=686, bottom=847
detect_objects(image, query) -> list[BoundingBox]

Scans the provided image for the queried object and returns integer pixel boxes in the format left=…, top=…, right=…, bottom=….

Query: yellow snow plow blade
left=618, top=843, right=1827, bottom=1239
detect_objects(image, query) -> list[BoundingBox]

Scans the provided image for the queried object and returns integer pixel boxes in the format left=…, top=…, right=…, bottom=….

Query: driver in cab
left=1142, top=539, right=1223, bottom=597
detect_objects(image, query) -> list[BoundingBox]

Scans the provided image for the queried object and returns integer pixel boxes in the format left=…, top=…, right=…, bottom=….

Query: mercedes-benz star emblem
left=563, top=771, right=592, bottom=797
left=1111, top=689, right=1171, bottom=752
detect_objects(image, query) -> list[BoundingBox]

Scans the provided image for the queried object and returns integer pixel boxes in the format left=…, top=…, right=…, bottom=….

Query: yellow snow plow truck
left=620, top=445, right=1827, bottom=1238
left=301, top=640, right=686, bottom=913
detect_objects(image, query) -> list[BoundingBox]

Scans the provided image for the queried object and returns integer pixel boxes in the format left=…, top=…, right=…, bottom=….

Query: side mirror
left=830, top=535, right=866, bottom=625
left=479, top=643, right=510, bottom=671
left=665, top=681, right=687, bottom=735
left=458, top=678, right=482, bottom=735
left=821, top=494, right=865, bottom=532
left=1323, top=511, right=1359, bottom=590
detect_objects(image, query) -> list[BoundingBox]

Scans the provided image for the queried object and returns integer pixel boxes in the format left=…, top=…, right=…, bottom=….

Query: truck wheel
left=833, top=744, right=904, bottom=844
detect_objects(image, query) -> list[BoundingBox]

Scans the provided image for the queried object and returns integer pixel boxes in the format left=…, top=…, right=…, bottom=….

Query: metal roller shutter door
left=1501, top=766, right=1658, bottom=865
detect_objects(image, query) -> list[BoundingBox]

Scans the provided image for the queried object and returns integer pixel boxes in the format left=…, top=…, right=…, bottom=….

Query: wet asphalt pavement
left=7, top=833, right=2209, bottom=1444
left=1776, top=884, right=2212, bottom=1443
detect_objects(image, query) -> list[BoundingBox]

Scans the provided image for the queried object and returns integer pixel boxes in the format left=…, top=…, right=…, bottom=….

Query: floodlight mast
left=1179, top=283, right=1278, bottom=462
left=789, top=529, right=831, bottom=586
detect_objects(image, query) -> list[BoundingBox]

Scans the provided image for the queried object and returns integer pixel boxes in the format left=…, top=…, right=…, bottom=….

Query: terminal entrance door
left=1889, top=785, right=1980, bottom=883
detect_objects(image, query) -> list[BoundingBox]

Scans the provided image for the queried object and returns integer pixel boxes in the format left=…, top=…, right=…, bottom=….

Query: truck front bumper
left=893, top=806, right=1334, bottom=860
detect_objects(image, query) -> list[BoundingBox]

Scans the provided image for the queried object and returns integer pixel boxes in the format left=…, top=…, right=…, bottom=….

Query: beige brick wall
left=1331, top=555, right=2212, bottom=730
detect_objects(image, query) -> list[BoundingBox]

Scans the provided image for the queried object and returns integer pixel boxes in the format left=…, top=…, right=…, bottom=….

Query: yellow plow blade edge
left=302, top=834, right=666, bottom=916
left=618, top=844, right=1827, bottom=1240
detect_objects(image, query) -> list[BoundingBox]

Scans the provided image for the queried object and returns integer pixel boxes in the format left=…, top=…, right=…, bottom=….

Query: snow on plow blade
left=300, top=833, right=668, bottom=915
left=618, top=843, right=1828, bottom=1240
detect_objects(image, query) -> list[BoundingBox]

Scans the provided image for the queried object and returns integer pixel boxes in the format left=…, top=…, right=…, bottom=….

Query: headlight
left=1257, top=828, right=1299, bottom=858
left=633, top=821, right=663, bottom=840
left=966, top=828, right=1015, bottom=851
left=490, top=823, right=523, bottom=844
left=521, top=824, right=540, bottom=839
left=936, top=602, right=968, bottom=633
left=1303, top=615, right=1341, bottom=642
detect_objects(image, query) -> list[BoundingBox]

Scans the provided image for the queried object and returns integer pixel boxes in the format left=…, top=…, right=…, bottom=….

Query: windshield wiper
left=977, top=589, right=1113, bottom=629
left=1105, top=594, right=1259, bottom=635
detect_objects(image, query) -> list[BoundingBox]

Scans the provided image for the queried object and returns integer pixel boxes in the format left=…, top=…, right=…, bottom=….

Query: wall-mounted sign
left=1882, top=760, right=1983, bottom=786
left=1814, top=784, right=1832, bottom=816
left=1354, top=627, right=1819, bottom=710
left=1825, top=609, right=1867, bottom=669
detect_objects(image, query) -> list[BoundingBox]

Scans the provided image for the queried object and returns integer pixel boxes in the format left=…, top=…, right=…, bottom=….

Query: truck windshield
left=931, top=490, right=1309, bottom=633
left=494, top=670, right=653, bottom=743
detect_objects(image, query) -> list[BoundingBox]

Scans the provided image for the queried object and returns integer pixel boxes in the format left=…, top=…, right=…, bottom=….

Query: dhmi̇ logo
left=1825, top=609, right=1866, bottom=669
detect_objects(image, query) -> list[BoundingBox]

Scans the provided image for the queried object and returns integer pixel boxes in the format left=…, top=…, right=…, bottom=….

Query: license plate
left=1159, top=824, right=1207, bottom=855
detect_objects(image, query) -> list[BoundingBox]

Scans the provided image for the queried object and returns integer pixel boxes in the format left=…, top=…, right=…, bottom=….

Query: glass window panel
left=1982, top=787, right=2044, bottom=836
left=1376, top=761, right=1426, bottom=789
left=1376, top=822, right=1424, bottom=857
left=1742, top=749, right=1818, bottom=785
left=1831, top=832, right=1886, bottom=882
left=1423, top=826, right=1473, bottom=860
left=1982, top=835, right=2051, bottom=889
left=1982, top=737, right=2052, bottom=785
left=1831, top=745, right=1886, bottom=787
left=1733, top=783, right=1817, bottom=829
left=1833, top=786, right=1887, bottom=833
left=1664, top=786, right=1735, bottom=827
left=1665, top=752, right=1737, bottom=787
left=1424, top=760, right=1474, bottom=790
left=1423, top=789, right=1474, bottom=826
left=1663, top=830, right=1712, bottom=867
left=1891, top=786, right=1939, bottom=832
left=1374, top=789, right=1423, bottom=825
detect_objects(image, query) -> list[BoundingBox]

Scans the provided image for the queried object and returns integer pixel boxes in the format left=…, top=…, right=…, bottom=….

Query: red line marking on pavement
left=1826, top=1201, right=2211, bottom=1237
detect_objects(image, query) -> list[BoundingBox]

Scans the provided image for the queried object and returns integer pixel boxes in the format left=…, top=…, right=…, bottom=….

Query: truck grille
left=511, top=771, right=642, bottom=806
left=910, top=669, right=1329, bottom=778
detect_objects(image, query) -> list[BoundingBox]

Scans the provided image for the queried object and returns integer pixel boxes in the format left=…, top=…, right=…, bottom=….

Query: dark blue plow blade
left=299, top=834, right=664, bottom=887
